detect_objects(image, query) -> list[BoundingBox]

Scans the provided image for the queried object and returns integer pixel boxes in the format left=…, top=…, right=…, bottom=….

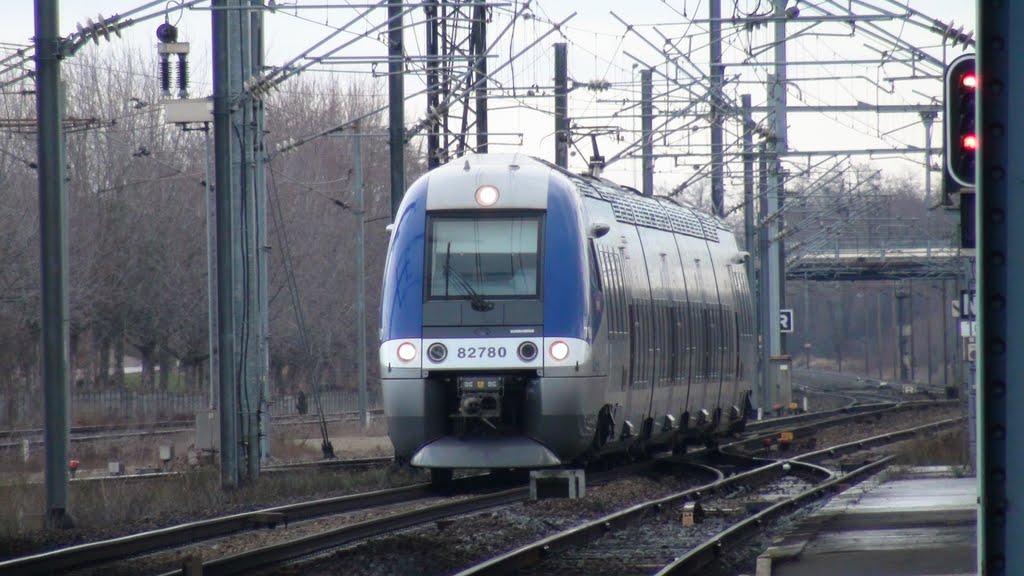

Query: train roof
left=430, top=154, right=733, bottom=243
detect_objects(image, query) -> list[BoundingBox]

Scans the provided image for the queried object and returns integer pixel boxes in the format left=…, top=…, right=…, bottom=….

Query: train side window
left=668, top=301, right=675, bottom=385
left=588, top=241, right=603, bottom=292
left=599, top=249, right=621, bottom=336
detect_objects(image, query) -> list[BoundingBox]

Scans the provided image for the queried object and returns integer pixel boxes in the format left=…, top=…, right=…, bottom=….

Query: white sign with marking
left=780, top=309, right=794, bottom=333
left=960, top=289, right=976, bottom=320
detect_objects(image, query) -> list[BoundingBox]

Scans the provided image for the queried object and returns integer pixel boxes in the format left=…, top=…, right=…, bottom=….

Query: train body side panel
left=673, top=232, right=709, bottom=420
left=616, top=222, right=651, bottom=440
left=703, top=234, right=741, bottom=419
left=636, top=225, right=679, bottom=438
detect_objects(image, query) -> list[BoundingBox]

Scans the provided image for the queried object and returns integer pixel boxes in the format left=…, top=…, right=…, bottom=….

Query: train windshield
left=427, top=214, right=541, bottom=299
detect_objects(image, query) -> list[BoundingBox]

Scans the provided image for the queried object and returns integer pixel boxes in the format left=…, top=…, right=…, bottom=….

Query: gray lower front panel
left=383, top=378, right=446, bottom=459
left=384, top=375, right=605, bottom=468
left=412, top=436, right=561, bottom=468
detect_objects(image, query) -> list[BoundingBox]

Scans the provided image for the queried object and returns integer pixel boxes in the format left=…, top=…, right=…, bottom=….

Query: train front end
left=380, top=154, right=600, bottom=473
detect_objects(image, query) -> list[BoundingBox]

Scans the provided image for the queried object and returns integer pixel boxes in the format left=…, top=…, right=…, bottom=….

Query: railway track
left=0, top=455, right=395, bottom=490
left=0, top=474, right=476, bottom=576
left=0, top=400, right=958, bottom=575
left=0, top=410, right=385, bottom=449
left=453, top=418, right=961, bottom=576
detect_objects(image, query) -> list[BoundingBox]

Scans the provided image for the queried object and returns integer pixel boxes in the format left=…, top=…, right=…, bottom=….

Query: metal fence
left=0, top=388, right=383, bottom=428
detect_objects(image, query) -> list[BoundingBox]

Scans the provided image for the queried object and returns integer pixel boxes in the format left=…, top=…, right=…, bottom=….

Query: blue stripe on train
left=380, top=176, right=428, bottom=341
left=542, top=174, right=588, bottom=340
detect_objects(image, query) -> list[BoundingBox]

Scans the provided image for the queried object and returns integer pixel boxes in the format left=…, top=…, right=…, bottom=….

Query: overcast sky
left=1, top=1, right=977, bottom=201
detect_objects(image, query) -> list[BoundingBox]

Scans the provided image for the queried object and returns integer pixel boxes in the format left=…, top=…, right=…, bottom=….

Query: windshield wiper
left=443, top=245, right=494, bottom=312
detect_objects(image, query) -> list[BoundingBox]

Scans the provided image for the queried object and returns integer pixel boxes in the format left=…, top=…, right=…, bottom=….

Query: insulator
left=176, top=54, right=189, bottom=98
left=159, top=54, right=171, bottom=97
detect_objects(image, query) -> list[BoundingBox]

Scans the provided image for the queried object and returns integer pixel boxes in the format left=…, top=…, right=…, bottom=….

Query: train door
left=625, top=235, right=654, bottom=440
left=698, top=245, right=726, bottom=426
left=661, top=232, right=694, bottom=423
left=688, top=257, right=710, bottom=419
left=728, top=265, right=754, bottom=401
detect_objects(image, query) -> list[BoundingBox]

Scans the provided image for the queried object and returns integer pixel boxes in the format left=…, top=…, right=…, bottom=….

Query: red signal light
left=962, top=134, right=978, bottom=151
left=961, top=73, right=977, bottom=90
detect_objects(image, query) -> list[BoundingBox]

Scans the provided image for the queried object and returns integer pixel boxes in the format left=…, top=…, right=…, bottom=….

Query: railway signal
left=944, top=54, right=977, bottom=189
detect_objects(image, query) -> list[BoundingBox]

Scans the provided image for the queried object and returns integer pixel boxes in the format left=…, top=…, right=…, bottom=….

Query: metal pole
left=892, top=283, right=899, bottom=379
left=909, top=280, right=915, bottom=382
left=972, top=4, right=1004, bottom=522
left=757, top=143, right=770, bottom=412
left=926, top=284, right=933, bottom=387
left=742, top=95, right=758, bottom=405
left=354, top=128, right=368, bottom=429
left=942, top=279, right=949, bottom=391
left=425, top=0, right=440, bottom=169
left=212, top=0, right=239, bottom=489
left=877, top=289, right=883, bottom=380
left=236, top=0, right=259, bottom=482
left=896, top=282, right=909, bottom=382
left=963, top=257, right=974, bottom=470
left=554, top=42, right=568, bottom=169
left=921, top=112, right=936, bottom=206
left=204, top=124, right=217, bottom=410
left=388, top=1, right=406, bottom=217
left=863, top=291, right=868, bottom=374
left=742, top=94, right=754, bottom=285
left=709, top=0, right=724, bottom=217
left=35, top=0, right=70, bottom=528
left=778, top=172, right=787, bottom=356
left=764, top=0, right=788, bottom=396
left=804, top=275, right=810, bottom=368
left=251, top=0, right=270, bottom=464
left=641, top=69, right=653, bottom=197
left=473, top=0, right=487, bottom=153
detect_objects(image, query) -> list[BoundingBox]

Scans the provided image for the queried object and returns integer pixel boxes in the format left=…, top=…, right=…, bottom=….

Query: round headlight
left=475, top=185, right=499, bottom=207
left=517, top=341, right=538, bottom=362
left=397, top=342, right=417, bottom=362
left=549, top=341, right=569, bottom=361
left=427, top=342, right=447, bottom=363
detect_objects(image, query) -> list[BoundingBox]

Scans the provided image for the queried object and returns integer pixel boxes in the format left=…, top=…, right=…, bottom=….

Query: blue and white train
left=380, top=154, right=755, bottom=482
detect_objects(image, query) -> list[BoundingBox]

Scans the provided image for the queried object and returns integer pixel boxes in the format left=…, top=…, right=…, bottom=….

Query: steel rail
left=0, top=481, right=439, bottom=575
left=453, top=417, right=961, bottom=576
left=657, top=421, right=970, bottom=575
left=744, top=399, right=954, bottom=436
left=652, top=457, right=892, bottom=575
left=0, top=419, right=194, bottom=440
left=262, top=456, right=393, bottom=473
left=793, top=417, right=963, bottom=464
left=0, top=410, right=385, bottom=449
left=0, top=409, right=385, bottom=441
left=727, top=401, right=957, bottom=454
left=173, top=487, right=530, bottom=576
left=0, top=457, right=396, bottom=489
left=0, top=411, right=958, bottom=574
left=452, top=459, right=826, bottom=576
left=744, top=401, right=891, bottom=431
left=159, top=459, right=674, bottom=576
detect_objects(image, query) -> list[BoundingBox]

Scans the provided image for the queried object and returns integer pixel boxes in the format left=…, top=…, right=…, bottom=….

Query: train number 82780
left=456, top=346, right=508, bottom=359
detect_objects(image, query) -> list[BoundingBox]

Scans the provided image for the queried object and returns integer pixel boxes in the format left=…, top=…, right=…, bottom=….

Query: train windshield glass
left=428, top=215, right=541, bottom=299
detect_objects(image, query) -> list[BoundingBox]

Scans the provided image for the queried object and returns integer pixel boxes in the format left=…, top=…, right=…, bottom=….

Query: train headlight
left=517, top=341, right=538, bottom=362
left=549, top=340, right=569, bottom=361
left=426, top=343, right=447, bottom=363
left=475, top=185, right=499, bottom=207
left=397, top=342, right=417, bottom=362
